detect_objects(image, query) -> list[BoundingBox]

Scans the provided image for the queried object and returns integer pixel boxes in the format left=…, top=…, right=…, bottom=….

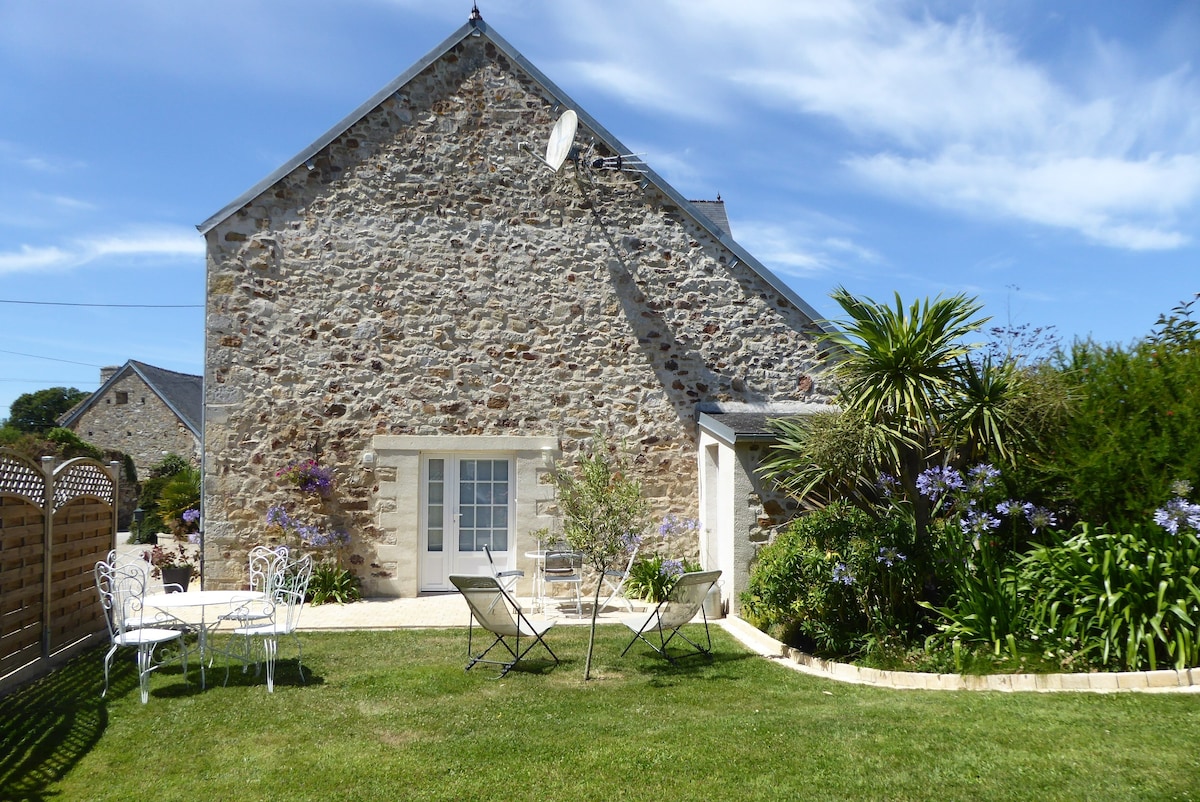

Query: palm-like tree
left=762, top=288, right=1034, bottom=589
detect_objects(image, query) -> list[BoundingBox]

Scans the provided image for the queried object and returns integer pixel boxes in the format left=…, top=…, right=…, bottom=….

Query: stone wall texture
left=68, top=374, right=199, bottom=475
left=202, top=32, right=834, bottom=594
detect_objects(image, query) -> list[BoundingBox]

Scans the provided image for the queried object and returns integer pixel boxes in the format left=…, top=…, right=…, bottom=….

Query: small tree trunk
left=584, top=579, right=604, bottom=680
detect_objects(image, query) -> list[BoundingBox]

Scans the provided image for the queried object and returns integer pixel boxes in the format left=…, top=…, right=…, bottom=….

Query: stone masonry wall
left=202, top=34, right=833, bottom=594
left=70, top=374, right=198, bottom=475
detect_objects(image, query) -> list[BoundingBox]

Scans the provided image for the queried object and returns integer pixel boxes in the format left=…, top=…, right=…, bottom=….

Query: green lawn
left=4, top=625, right=1199, bottom=801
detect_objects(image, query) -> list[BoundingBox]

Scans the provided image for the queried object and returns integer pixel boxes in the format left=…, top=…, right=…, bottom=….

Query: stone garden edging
left=718, top=616, right=1200, bottom=693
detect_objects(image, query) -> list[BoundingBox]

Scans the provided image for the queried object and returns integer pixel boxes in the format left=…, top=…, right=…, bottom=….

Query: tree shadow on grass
left=0, top=647, right=119, bottom=802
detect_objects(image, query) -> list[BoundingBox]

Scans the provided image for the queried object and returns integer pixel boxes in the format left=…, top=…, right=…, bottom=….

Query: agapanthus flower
left=619, top=531, right=643, bottom=552
left=995, top=499, right=1023, bottom=517
left=876, top=546, right=906, bottom=567
left=659, top=558, right=685, bottom=578
left=967, top=464, right=1001, bottom=492
left=876, top=473, right=900, bottom=499
left=1154, top=498, right=1200, bottom=535
left=960, top=507, right=1001, bottom=536
left=658, top=514, right=700, bottom=538
left=1024, top=505, right=1058, bottom=534
left=916, top=466, right=965, bottom=502
left=182, top=508, right=201, bottom=524
left=832, top=562, right=856, bottom=586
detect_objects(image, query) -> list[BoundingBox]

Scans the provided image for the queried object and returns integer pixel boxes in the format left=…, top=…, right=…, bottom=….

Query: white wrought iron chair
left=223, top=552, right=313, bottom=692
left=541, top=549, right=583, bottom=618
left=217, top=545, right=291, bottom=670
left=600, top=541, right=641, bottom=612
left=450, top=574, right=559, bottom=678
left=620, top=570, right=721, bottom=663
left=103, top=549, right=187, bottom=629
left=94, top=559, right=190, bottom=703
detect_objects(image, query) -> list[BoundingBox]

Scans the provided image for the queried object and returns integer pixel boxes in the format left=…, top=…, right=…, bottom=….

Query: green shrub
left=1021, top=515, right=1200, bottom=671
left=740, top=502, right=918, bottom=656
left=307, top=564, right=362, bottom=605
left=1038, top=310, right=1200, bottom=528
left=624, top=554, right=701, bottom=603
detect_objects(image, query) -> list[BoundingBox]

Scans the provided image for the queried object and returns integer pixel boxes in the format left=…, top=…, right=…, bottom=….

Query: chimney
left=100, top=366, right=120, bottom=384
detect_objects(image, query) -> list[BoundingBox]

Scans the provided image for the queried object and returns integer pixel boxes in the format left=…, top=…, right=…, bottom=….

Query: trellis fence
left=0, top=449, right=120, bottom=695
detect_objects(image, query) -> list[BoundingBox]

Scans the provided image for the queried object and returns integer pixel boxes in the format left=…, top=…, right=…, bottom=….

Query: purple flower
left=876, top=473, right=900, bottom=498
left=658, top=515, right=699, bottom=538
left=1024, top=505, right=1057, bottom=534
left=832, top=562, right=855, bottom=586
left=876, top=547, right=906, bottom=567
left=1154, top=498, right=1200, bottom=535
left=182, top=508, right=201, bottom=524
left=967, top=464, right=1001, bottom=492
left=659, top=558, right=685, bottom=578
left=995, top=499, right=1023, bottom=517
left=916, top=466, right=965, bottom=502
left=960, top=507, right=1001, bottom=536
left=619, top=531, right=643, bottom=552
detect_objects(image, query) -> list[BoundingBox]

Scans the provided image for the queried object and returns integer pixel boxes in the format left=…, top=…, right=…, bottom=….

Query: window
left=115, top=391, right=128, bottom=405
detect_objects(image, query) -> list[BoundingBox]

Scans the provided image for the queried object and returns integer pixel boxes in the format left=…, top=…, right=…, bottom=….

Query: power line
left=0, top=349, right=106, bottom=367
left=0, top=299, right=202, bottom=308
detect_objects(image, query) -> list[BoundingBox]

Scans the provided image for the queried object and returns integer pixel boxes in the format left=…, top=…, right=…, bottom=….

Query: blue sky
left=2, top=0, right=1198, bottom=419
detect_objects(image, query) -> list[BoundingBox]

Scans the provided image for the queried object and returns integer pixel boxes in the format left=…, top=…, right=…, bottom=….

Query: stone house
left=197, top=14, right=835, bottom=611
left=59, top=360, right=202, bottom=475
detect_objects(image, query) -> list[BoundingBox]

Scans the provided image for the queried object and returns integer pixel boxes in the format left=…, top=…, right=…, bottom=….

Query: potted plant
left=143, top=538, right=198, bottom=592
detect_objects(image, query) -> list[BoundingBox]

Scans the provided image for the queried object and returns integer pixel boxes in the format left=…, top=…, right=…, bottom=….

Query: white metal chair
left=542, top=549, right=583, bottom=617
left=600, top=541, right=641, bottom=612
left=620, top=570, right=721, bottom=663
left=103, top=549, right=187, bottom=629
left=482, top=544, right=524, bottom=596
left=94, top=559, right=190, bottom=703
left=217, top=545, right=291, bottom=670
left=450, top=574, right=558, bottom=678
left=223, top=552, right=313, bottom=692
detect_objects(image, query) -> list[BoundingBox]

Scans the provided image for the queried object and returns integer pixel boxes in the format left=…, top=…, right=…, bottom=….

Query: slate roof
left=696, top=401, right=834, bottom=445
left=196, top=15, right=833, bottom=335
left=689, top=200, right=731, bottom=237
left=58, top=360, right=203, bottom=437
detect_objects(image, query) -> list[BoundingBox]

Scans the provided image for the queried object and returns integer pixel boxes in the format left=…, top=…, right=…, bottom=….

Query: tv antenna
left=521, top=109, right=578, bottom=172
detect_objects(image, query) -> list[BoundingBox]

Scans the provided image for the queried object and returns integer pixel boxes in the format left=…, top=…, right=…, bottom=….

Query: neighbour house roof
left=196, top=15, right=834, bottom=336
left=696, top=401, right=834, bottom=445
left=58, top=360, right=203, bottom=438
left=689, top=200, right=732, bottom=237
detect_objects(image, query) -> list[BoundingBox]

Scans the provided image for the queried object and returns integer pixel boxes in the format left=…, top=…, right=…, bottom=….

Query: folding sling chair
left=620, top=570, right=721, bottom=663
left=450, top=574, right=559, bottom=678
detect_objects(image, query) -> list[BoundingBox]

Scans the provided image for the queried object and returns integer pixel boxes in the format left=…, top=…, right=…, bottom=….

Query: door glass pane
left=426, top=459, right=444, bottom=552
left=457, top=458, right=510, bottom=552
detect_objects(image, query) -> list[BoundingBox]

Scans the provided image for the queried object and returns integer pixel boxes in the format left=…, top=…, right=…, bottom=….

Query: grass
left=3, top=625, right=1199, bottom=802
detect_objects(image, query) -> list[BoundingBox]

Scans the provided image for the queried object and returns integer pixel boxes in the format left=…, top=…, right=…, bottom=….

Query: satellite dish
left=544, top=110, right=578, bottom=171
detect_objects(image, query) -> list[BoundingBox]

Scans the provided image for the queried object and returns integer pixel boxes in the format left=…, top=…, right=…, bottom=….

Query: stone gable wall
left=203, top=35, right=833, bottom=594
left=68, top=374, right=198, bottom=474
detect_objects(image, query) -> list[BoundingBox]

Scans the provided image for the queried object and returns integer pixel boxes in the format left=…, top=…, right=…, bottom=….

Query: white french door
left=419, top=454, right=514, bottom=591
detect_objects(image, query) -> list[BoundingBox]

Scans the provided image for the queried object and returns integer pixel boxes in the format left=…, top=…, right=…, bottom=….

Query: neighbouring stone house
left=197, top=13, right=836, bottom=610
left=59, top=360, right=202, bottom=475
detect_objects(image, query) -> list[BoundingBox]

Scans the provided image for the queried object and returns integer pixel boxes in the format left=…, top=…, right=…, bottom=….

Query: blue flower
left=960, top=507, right=1001, bottom=535
left=1154, top=498, right=1200, bottom=535
left=182, top=508, right=201, bottom=524
left=967, top=464, right=1001, bottom=492
left=916, top=466, right=965, bottom=502
left=832, top=562, right=856, bottom=586
left=1024, top=505, right=1057, bottom=534
left=659, top=558, right=685, bottom=578
left=876, top=473, right=900, bottom=498
left=876, top=546, right=906, bottom=567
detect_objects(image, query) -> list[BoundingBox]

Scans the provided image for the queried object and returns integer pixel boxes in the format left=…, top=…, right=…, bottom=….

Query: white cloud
left=0, top=226, right=204, bottom=275
left=540, top=1, right=1200, bottom=251
left=851, top=149, right=1200, bottom=249
left=735, top=219, right=881, bottom=280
